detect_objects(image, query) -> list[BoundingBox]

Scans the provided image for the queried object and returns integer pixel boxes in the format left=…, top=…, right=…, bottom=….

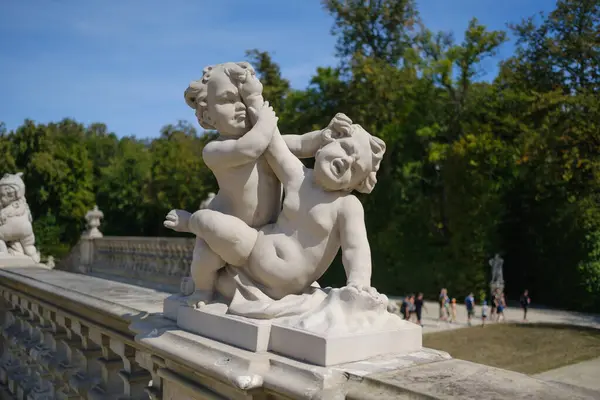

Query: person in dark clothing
left=465, top=293, right=475, bottom=326
left=415, top=293, right=426, bottom=326
left=400, top=296, right=410, bottom=320
left=520, top=289, right=531, bottom=321
left=408, top=294, right=416, bottom=321
left=490, top=288, right=499, bottom=321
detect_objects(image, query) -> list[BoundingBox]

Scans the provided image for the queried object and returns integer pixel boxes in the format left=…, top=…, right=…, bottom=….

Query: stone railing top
left=0, top=265, right=168, bottom=335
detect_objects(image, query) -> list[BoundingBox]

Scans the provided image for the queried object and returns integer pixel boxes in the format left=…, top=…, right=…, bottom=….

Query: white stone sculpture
left=162, top=61, right=422, bottom=366
left=0, top=172, right=40, bottom=263
left=489, top=253, right=504, bottom=284
left=84, top=205, right=104, bottom=239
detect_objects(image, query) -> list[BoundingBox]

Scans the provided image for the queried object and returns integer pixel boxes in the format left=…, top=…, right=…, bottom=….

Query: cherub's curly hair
left=184, top=62, right=257, bottom=129
left=321, top=125, right=386, bottom=194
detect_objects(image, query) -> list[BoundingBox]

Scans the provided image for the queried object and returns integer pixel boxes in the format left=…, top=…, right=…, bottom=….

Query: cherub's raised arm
left=282, top=113, right=353, bottom=159
left=264, top=127, right=305, bottom=187
left=282, top=130, right=323, bottom=158
left=202, top=105, right=277, bottom=170
left=339, top=195, right=372, bottom=287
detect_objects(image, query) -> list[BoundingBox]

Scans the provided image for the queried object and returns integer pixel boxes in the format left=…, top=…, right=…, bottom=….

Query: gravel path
left=388, top=298, right=600, bottom=334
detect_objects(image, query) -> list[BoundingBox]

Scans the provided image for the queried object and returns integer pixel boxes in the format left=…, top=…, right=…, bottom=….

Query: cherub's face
left=314, top=126, right=373, bottom=192
left=202, top=71, right=250, bottom=138
left=0, top=185, right=17, bottom=207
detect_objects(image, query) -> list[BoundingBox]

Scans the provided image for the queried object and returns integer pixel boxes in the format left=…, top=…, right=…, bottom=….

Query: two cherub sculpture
left=164, top=62, right=388, bottom=319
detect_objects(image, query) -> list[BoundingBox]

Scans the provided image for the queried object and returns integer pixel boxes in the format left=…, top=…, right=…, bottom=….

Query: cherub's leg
left=21, top=234, right=40, bottom=263
left=188, top=210, right=258, bottom=267
left=184, top=238, right=226, bottom=307
left=0, top=240, right=7, bottom=253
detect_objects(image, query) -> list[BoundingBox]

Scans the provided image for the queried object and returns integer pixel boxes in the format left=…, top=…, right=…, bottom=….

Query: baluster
left=54, top=315, right=86, bottom=399
left=26, top=303, right=55, bottom=399
left=88, top=330, right=124, bottom=399
left=111, top=341, right=151, bottom=399
left=69, top=322, right=103, bottom=396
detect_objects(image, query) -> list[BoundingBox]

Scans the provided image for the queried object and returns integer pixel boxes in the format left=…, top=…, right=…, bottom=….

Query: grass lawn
left=423, top=323, right=600, bottom=375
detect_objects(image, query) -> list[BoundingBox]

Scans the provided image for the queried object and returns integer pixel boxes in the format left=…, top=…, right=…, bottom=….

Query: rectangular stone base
left=269, top=321, right=422, bottom=366
left=177, top=304, right=272, bottom=352
left=163, top=294, right=187, bottom=321
left=0, top=255, right=40, bottom=268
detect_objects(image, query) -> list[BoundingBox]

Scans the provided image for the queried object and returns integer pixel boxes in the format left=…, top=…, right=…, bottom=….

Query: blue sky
left=0, top=0, right=555, bottom=138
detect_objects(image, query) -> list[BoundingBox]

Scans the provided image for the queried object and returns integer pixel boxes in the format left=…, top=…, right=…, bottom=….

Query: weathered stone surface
left=360, top=358, right=598, bottom=400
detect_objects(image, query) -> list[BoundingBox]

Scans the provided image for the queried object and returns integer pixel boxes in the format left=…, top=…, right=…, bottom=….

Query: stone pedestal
left=170, top=300, right=422, bottom=367
left=0, top=254, right=43, bottom=268
left=269, top=319, right=421, bottom=366
left=178, top=304, right=272, bottom=352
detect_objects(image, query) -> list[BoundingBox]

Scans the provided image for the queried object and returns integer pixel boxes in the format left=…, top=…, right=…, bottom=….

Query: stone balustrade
left=58, top=236, right=195, bottom=292
left=1, top=265, right=597, bottom=400
left=0, top=266, right=162, bottom=399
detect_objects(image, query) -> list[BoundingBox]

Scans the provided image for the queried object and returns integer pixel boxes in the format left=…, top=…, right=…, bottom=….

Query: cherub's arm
left=339, top=195, right=372, bottom=287
left=282, top=113, right=354, bottom=158
left=282, top=130, right=323, bottom=159
left=264, top=127, right=305, bottom=187
left=202, top=104, right=277, bottom=170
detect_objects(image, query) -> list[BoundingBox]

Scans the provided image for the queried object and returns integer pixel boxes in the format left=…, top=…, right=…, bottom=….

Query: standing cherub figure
left=178, top=62, right=280, bottom=306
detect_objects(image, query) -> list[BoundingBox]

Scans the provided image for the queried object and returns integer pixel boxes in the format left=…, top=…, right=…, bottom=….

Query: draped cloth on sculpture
left=218, top=265, right=329, bottom=319
left=217, top=265, right=398, bottom=335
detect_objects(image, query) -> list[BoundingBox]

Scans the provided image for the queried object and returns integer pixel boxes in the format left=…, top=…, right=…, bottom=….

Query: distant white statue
left=84, top=205, right=104, bottom=239
left=489, top=253, right=504, bottom=284
left=0, top=172, right=40, bottom=262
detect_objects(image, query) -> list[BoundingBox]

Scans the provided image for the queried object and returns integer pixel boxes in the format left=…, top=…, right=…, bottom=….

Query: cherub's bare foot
left=184, top=289, right=214, bottom=309
left=164, top=209, right=192, bottom=232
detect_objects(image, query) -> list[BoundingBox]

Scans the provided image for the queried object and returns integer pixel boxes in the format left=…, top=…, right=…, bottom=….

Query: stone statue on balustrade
left=162, top=61, right=421, bottom=366
left=0, top=172, right=40, bottom=263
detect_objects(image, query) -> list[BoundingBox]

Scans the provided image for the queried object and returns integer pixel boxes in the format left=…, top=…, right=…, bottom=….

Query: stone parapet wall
left=0, top=265, right=596, bottom=400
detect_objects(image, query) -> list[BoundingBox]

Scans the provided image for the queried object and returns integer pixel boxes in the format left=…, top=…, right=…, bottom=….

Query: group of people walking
left=399, top=288, right=531, bottom=327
